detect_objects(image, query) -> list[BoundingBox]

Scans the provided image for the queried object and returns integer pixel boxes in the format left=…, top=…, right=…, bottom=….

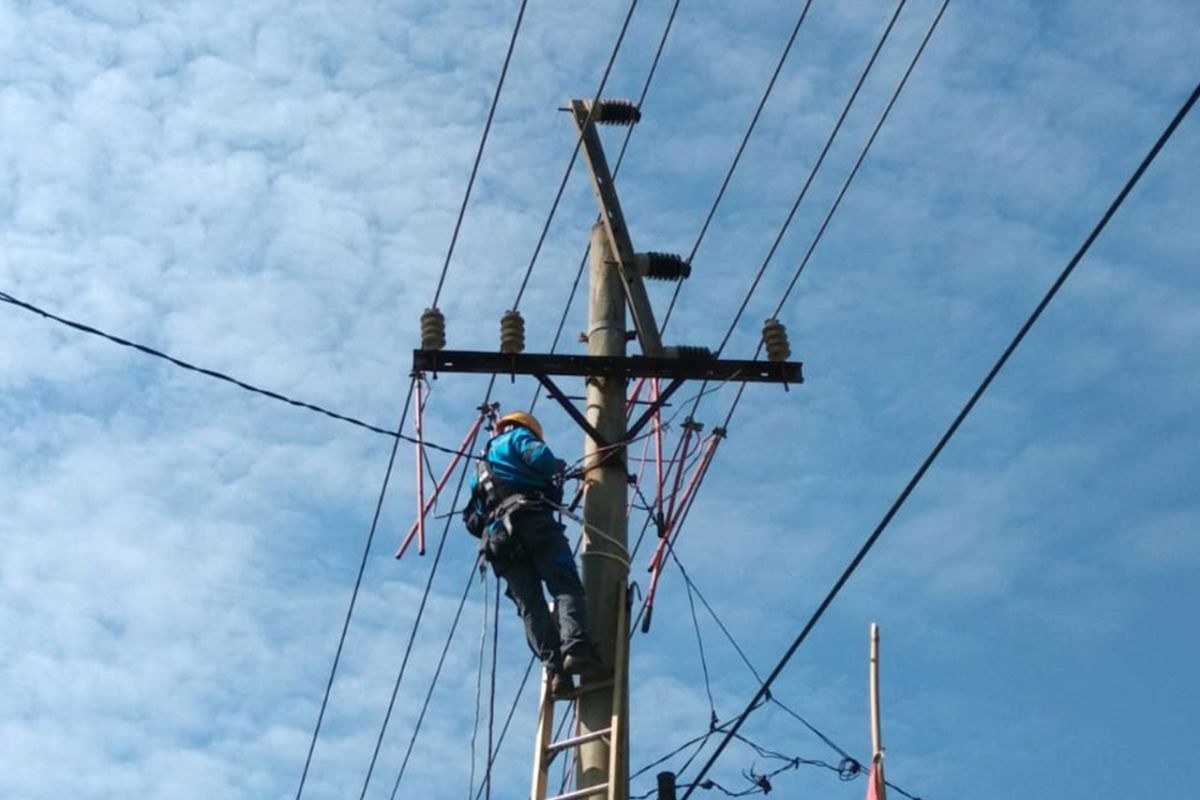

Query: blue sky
left=1, top=1, right=1197, bottom=799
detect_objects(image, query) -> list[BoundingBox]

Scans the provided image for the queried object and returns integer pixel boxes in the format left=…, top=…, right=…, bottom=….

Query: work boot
left=550, top=671, right=575, bottom=698
left=562, top=648, right=603, bottom=677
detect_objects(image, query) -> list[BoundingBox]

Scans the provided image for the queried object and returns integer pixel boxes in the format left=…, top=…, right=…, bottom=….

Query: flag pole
left=869, top=623, right=887, bottom=800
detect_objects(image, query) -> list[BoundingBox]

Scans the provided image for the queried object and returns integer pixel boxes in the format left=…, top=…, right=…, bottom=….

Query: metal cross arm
left=412, top=350, right=803, bottom=384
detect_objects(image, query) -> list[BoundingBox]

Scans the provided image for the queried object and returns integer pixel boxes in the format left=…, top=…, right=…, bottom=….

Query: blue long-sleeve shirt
left=470, top=426, right=560, bottom=496
left=465, top=426, right=562, bottom=537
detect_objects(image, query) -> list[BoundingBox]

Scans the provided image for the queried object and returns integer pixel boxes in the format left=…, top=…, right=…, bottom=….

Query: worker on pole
left=463, top=411, right=600, bottom=695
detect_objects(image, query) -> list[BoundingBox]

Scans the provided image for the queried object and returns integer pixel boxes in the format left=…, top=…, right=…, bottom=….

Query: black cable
left=713, top=0, right=909, bottom=357
left=0, top=289, right=503, bottom=464
left=471, top=654, right=537, bottom=800
left=719, top=0, right=953, bottom=430
left=659, top=0, right=913, bottom=497
left=388, top=559, right=480, bottom=800
left=681, top=76, right=1200, bottom=800
left=661, top=0, right=820, bottom=332
left=511, top=0, right=643, bottom=310
left=640, top=0, right=953, bottom=650
left=294, top=375, right=416, bottom=800
left=773, top=0, right=951, bottom=318
left=664, top=545, right=919, bottom=793
left=485, top=571, right=500, bottom=800
left=668, top=547, right=859, bottom=765
left=679, top=552, right=716, bottom=724
left=355, top=411, right=486, bottom=799
left=0, top=289, right=404, bottom=439
left=431, top=0, right=530, bottom=307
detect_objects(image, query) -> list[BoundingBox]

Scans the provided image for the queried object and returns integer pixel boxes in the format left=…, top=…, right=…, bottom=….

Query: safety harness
left=464, top=445, right=558, bottom=564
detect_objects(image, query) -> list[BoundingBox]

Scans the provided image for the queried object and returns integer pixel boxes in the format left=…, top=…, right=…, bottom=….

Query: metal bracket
left=533, top=373, right=610, bottom=449
left=625, top=378, right=684, bottom=442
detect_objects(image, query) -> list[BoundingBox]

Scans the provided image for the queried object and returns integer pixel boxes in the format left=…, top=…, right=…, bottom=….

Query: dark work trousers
left=492, top=508, right=588, bottom=673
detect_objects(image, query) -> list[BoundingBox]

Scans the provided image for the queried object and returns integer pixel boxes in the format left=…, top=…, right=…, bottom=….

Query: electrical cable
left=663, top=545, right=932, bottom=800
left=510, top=0, right=643, bottom=310
left=718, top=0, right=953, bottom=432
left=468, top=565, right=489, bottom=800
left=484, top=573, right=501, bottom=800
left=356, top=409, right=487, bottom=799
left=771, top=0, right=950, bottom=319
left=680, top=75, right=1200, bottom=800
left=661, top=0, right=820, bottom=332
left=0, top=289, right=404, bottom=439
left=388, top=559, right=481, bottom=800
left=673, top=554, right=856, bottom=764
left=632, top=0, right=952, bottom=657
left=471, top=654, right=538, bottom=800
left=431, top=0, right=530, bottom=308
left=712, top=0, right=909, bottom=357
left=682, top=572, right=718, bottom=729
left=651, top=0, right=915, bottom=528
left=294, top=375, right=416, bottom=800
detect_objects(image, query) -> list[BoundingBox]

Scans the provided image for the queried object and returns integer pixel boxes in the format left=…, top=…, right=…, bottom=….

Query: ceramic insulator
left=762, top=318, right=791, bottom=362
left=420, top=307, right=446, bottom=351
left=499, top=309, right=526, bottom=354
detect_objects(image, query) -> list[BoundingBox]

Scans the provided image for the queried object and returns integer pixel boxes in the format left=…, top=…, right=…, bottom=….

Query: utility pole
left=576, top=221, right=630, bottom=794
left=409, top=97, right=803, bottom=800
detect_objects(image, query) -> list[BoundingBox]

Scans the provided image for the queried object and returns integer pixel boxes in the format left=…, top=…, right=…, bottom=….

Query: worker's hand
left=555, top=459, right=568, bottom=475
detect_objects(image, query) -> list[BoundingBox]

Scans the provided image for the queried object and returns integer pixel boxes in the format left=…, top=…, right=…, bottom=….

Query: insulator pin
left=762, top=318, right=791, bottom=362
left=637, top=252, right=691, bottom=281
left=420, top=307, right=446, bottom=351
left=593, top=98, right=641, bottom=126
left=499, top=309, right=526, bottom=354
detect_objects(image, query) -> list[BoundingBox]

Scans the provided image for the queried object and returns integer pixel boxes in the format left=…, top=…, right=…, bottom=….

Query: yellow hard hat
left=496, top=411, right=543, bottom=440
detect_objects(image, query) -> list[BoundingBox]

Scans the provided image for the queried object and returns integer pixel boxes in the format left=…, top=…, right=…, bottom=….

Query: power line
left=0, top=288, right=508, bottom=466
left=301, top=2, right=536, bottom=785
left=355, top=410, right=486, bottom=799
left=680, top=75, right=1200, bottom=800
left=718, top=0, right=952, bottom=433
left=661, top=545, right=926, bottom=799
left=660, top=0, right=818, bottom=332
left=713, top=0, right=909, bottom=357
left=0, top=289, right=402, bottom=439
left=511, top=0, right=643, bottom=310
left=431, top=0, right=531, bottom=307
left=294, top=375, right=416, bottom=800
left=388, top=561, right=481, bottom=800
left=771, top=0, right=951, bottom=318
left=640, top=0, right=953, bottom=633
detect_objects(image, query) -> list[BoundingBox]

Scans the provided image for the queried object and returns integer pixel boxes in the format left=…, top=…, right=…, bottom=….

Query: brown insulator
left=499, top=309, right=525, bottom=354
left=762, top=318, right=791, bottom=362
left=420, top=307, right=446, bottom=351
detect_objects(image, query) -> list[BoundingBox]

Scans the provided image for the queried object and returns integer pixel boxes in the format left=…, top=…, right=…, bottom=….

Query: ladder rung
left=546, top=727, right=612, bottom=754
left=546, top=782, right=609, bottom=800
left=553, top=678, right=614, bottom=701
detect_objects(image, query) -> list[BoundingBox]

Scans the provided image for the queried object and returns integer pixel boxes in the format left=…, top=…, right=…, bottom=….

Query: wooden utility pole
left=408, top=97, right=802, bottom=800
left=576, top=221, right=630, bottom=796
left=869, top=623, right=887, bottom=800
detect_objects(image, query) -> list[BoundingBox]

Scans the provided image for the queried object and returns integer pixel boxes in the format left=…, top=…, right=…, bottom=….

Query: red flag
left=865, top=755, right=884, bottom=800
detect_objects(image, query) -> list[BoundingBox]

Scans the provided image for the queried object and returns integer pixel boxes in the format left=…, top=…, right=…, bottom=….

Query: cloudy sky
left=1, top=1, right=1197, bottom=799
